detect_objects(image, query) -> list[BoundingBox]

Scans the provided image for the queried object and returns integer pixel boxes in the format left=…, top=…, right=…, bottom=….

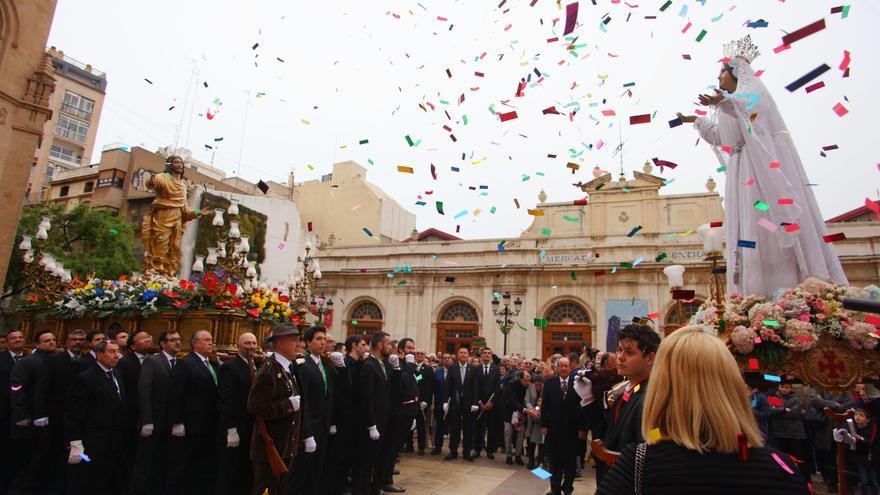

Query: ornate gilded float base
left=17, top=311, right=277, bottom=353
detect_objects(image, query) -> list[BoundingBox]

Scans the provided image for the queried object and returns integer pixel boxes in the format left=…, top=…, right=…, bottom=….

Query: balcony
left=61, top=102, right=92, bottom=121
left=55, top=126, right=87, bottom=144
left=52, top=165, right=99, bottom=182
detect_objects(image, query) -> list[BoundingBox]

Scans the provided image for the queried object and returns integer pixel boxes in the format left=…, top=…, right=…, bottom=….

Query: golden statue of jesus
left=140, top=156, right=207, bottom=278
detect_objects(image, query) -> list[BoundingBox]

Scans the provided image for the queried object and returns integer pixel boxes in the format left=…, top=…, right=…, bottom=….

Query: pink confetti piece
left=773, top=43, right=791, bottom=54
left=805, top=81, right=825, bottom=93
left=832, top=102, right=849, bottom=117
left=277, top=243, right=285, bottom=250
left=771, top=452, right=795, bottom=475
left=681, top=21, right=692, bottom=33
left=839, top=50, right=851, bottom=72
left=769, top=161, right=781, bottom=168
left=742, top=178, right=755, bottom=186
left=758, top=218, right=778, bottom=232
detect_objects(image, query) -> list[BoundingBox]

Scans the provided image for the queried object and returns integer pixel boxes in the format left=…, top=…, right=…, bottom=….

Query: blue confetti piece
left=633, top=256, right=644, bottom=267
left=737, top=240, right=757, bottom=249
left=626, top=225, right=643, bottom=237
left=479, top=185, right=488, bottom=189
left=415, top=201, right=426, bottom=206
left=362, top=227, right=374, bottom=237
left=80, top=453, right=91, bottom=462
left=531, top=467, right=552, bottom=480
left=747, top=20, right=768, bottom=28
left=763, top=374, right=781, bottom=383
left=623, top=82, right=636, bottom=88
left=453, top=210, right=468, bottom=219
left=539, top=250, right=546, bottom=259
left=451, top=166, right=460, bottom=172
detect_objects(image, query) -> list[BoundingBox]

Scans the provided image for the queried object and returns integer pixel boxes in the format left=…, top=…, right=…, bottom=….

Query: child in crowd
left=834, top=408, right=878, bottom=495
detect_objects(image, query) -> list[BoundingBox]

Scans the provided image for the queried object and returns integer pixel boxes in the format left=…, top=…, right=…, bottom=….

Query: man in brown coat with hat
left=248, top=323, right=304, bottom=495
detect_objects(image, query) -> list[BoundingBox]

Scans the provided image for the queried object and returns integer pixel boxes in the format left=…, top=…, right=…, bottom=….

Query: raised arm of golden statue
left=140, top=156, right=207, bottom=278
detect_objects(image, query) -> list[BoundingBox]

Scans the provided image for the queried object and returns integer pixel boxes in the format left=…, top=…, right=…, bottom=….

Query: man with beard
left=351, top=332, right=392, bottom=495
left=71, top=330, right=106, bottom=373
left=116, top=331, right=152, bottom=473
left=248, top=324, right=303, bottom=495
left=216, top=333, right=258, bottom=495
left=9, top=329, right=56, bottom=492
left=33, top=329, right=86, bottom=493
left=131, top=329, right=180, bottom=495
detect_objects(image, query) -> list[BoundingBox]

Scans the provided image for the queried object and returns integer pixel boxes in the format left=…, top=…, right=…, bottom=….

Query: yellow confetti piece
left=339, top=144, right=348, bottom=149
left=471, top=161, right=481, bottom=165
left=679, top=229, right=694, bottom=237
left=307, top=164, right=314, bottom=170
left=649, top=427, right=663, bottom=442
left=527, top=209, right=545, bottom=216
left=473, top=209, right=482, bottom=216
left=301, top=118, right=310, bottom=125
left=397, top=165, right=414, bottom=174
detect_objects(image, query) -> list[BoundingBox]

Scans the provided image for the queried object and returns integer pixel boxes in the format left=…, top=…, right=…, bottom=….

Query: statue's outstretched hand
left=676, top=112, right=697, bottom=124
left=698, top=89, right=724, bottom=106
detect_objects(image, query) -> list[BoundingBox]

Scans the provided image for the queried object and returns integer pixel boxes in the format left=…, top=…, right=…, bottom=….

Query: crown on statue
left=723, top=35, right=760, bottom=63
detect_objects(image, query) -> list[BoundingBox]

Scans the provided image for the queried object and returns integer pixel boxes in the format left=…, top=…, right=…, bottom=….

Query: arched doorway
left=663, top=300, right=704, bottom=336
left=542, top=301, right=592, bottom=360
left=347, top=300, right=384, bottom=337
left=436, top=301, right=480, bottom=354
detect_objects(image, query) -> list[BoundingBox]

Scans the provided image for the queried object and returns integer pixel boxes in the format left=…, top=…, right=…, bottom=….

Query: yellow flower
left=84, top=284, right=94, bottom=290
left=273, top=313, right=279, bottom=318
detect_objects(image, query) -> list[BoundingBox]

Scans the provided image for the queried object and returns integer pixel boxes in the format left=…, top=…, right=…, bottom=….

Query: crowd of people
left=0, top=322, right=877, bottom=495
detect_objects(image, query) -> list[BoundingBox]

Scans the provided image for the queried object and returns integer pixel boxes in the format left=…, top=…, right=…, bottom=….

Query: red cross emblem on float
left=818, top=351, right=846, bottom=379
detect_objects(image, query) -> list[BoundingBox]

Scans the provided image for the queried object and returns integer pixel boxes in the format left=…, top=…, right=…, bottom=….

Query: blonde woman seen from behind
left=597, top=326, right=810, bottom=495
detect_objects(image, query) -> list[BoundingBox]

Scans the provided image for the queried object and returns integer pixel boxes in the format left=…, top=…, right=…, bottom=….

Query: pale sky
left=48, top=0, right=879, bottom=240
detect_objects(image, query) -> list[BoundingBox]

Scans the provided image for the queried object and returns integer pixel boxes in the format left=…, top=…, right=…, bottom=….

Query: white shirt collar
left=67, top=349, right=77, bottom=359
left=98, top=362, right=112, bottom=373
left=194, top=351, right=210, bottom=363
left=162, top=350, right=177, bottom=362
left=89, top=350, right=96, bottom=359
left=310, top=353, right=322, bottom=365
left=274, top=353, right=293, bottom=371
left=135, top=352, right=146, bottom=361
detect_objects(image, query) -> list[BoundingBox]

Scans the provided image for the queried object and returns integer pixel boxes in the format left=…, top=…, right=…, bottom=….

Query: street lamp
left=492, top=291, right=522, bottom=355
left=310, top=294, right=334, bottom=324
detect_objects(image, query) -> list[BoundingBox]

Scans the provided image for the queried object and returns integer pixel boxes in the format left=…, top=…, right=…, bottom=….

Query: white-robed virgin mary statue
left=678, top=35, right=847, bottom=296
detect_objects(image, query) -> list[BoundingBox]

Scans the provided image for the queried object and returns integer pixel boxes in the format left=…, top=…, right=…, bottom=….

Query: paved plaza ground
left=394, top=451, right=598, bottom=495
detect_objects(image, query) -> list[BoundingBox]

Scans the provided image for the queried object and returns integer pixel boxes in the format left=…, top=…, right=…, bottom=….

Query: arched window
left=351, top=301, right=383, bottom=321
left=547, top=301, right=591, bottom=324
left=664, top=301, right=704, bottom=326
left=440, top=302, right=479, bottom=322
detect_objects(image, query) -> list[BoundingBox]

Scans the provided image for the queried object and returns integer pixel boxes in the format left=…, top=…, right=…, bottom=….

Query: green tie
left=205, top=360, right=217, bottom=385
left=379, top=360, right=387, bottom=379
left=320, top=361, right=328, bottom=393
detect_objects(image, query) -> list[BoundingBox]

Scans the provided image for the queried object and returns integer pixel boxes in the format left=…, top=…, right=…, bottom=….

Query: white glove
left=171, top=423, right=186, bottom=437
left=34, top=417, right=49, bottom=427
left=368, top=425, right=380, bottom=441
left=330, top=352, right=345, bottom=367
left=511, top=412, right=519, bottom=425
left=388, top=354, right=400, bottom=370
left=304, top=436, right=317, bottom=453
left=330, top=425, right=337, bottom=435
left=68, top=440, right=84, bottom=464
left=289, top=395, right=301, bottom=412
left=411, top=419, right=417, bottom=431
left=573, top=372, right=595, bottom=406
left=405, top=353, right=415, bottom=364
left=442, top=403, right=449, bottom=414
left=15, top=418, right=30, bottom=427
left=420, top=401, right=428, bottom=410
left=227, top=427, right=240, bottom=448
left=140, top=423, right=154, bottom=437
left=470, top=405, right=479, bottom=413
left=833, top=428, right=857, bottom=449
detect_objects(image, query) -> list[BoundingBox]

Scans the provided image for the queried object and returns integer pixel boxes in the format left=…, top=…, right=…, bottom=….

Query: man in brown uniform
left=247, top=323, right=304, bottom=495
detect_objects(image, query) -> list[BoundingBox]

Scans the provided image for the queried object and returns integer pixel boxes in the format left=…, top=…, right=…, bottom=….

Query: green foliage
left=195, top=193, right=268, bottom=264
left=4, top=204, right=139, bottom=297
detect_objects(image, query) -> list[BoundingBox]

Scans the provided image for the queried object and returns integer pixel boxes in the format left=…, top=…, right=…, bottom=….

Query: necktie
left=379, top=360, right=387, bottom=379
left=288, top=363, right=296, bottom=378
left=484, top=365, right=488, bottom=376
left=169, top=358, right=176, bottom=369
left=461, top=365, right=466, bottom=384
left=205, top=360, right=217, bottom=385
left=106, top=370, right=120, bottom=398
left=319, top=360, right=328, bottom=393
left=561, top=377, right=568, bottom=399
left=13, top=354, right=21, bottom=362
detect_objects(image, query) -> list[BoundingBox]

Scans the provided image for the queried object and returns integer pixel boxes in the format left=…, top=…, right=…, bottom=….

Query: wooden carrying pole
left=825, top=407, right=854, bottom=495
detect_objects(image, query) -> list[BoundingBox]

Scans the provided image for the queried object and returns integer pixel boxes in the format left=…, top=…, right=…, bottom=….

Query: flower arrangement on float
left=20, top=272, right=304, bottom=327
left=689, top=277, right=880, bottom=367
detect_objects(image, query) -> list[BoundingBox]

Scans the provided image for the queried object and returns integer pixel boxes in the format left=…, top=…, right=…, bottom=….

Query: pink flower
left=798, top=313, right=810, bottom=322
left=770, top=334, right=781, bottom=343
left=816, top=313, right=825, bottom=321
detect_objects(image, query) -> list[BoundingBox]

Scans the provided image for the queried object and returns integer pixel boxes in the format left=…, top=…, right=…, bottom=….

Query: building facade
left=315, top=171, right=880, bottom=359
left=0, top=0, right=59, bottom=288
left=26, top=47, right=106, bottom=204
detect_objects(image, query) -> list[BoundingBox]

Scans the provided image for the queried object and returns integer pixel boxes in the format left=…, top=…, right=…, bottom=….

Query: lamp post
left=491, top=291, right=522, bottom=355
left=310, top=295, right=334, bottom=324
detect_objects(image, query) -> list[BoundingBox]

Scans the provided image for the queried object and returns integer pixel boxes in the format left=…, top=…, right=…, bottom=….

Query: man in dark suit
left=71, top=329, right=106, bottom=374
left=444, top=347, right=479, bottom=461
left=379, top=338, right=419, bottom=493
left=216, top=332, right=257, bottom=495
left=319, top=332, right=355, bottom=495
left=9, top=329, right=55, bottom=492
left=430, top=353, right=452, bottom=455
left=473, top=346, right=501, bottom=459
left=322, top=334, right=367, bottom=495
left=0, top=329, right=26, bottom=493
left=115, top=330, right=152, bottom=474
left=351, top=331, right=392, bottom=495
left=248, top=323, right=303, bottom=495
left=583, top=323, right=657, bottom=486
left=131, top=329, right=180, bottom=495
left=32, top=328, right=86, bottom=493
left=64, top=339, right=127, bottom=494
left=165, top=330, right=220, bottom=495
left=411, top=347, right=434, bottom=456
left=290, top=326, right=333, bottom=495
left=540, top=357, right=583, bottom=495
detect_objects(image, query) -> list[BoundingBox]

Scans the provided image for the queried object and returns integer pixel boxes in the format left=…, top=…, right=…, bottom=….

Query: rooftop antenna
left=174, top=57, right=199, bottom=149
left=611, top=123, right=629, bottom=179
